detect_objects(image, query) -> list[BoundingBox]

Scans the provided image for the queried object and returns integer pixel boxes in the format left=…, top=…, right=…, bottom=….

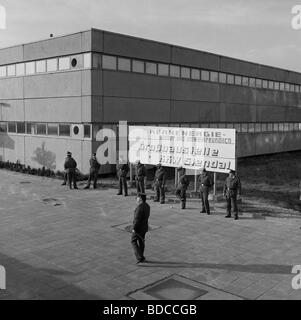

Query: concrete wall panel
left=2, top=134, right=25, bottom=163
left=1, top=100, right=25, bottom=121
left=0, top=78, right=24, bottom=99
left=91, top=70, right=103, bottom=96
left=91, top=96, right=103, bottom=123
left=220, top=57, right=257, bottom=77
left=220, top=103, right=256, bottom=122
left=0, top=45, right=24, bottom=65
left=220, top=85, right=256, bottom=104
left=256, top=106, right=286, bottom=122
left=237, top=134, right=257, bottom=157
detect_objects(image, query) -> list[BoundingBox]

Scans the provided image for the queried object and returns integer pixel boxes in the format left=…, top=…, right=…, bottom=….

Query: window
left=16, top=122, right=25, bottom=134
left=191, top=69, right=200, bottom=80
left=285, top=83, right=290, bottom=92
left=16, top=63, right=25, bottom=76
left=8, top=122, right=16, bottom=133
left=26, top=123, right=34, bottom=134
left=249, top=78, right=256, bottom=87
left=283, top=123, right=289, bottom=131
left=132, top=60, right=144, bottom=73
left=242, top=77, right=249, bottom=86
left=234, top=123, right=241, bottom=132
left=59, top=124, right=70, bottom=136
left=279, top=82, right=285, bottom=91
left=219, top=73, right=227, bottom=83
left=210, top=71, right=219, bottom=82
left=227, top=74, right=234, bottom=84
left=47, top=58, right=57, bottom=72
left=84, top=124, right=91, bottom=138
left=25, top=62, right=35, bottom=75
left=201, top=70, right=210, bottom=81
left=7, top=65, right=16, bottom=77
left=241, top=123, right=248, bottom=133
left=279, top=123, right=284, bottom=131
left=145, top=62, right=157, bottom=75
left=118, top=57, right=131, bottom=72
left=102, top=55, right=117, bottom=70
left=290, top=84, right=295, bottom=92
left=37, top=123, right=47, bottom=135
left=0, top=122, right=7, bottom=132
left=274, top=82, right=280, bottom=90
left=248, top=123, right=255, bottom=132
left=0, top=66, right=6, bottom=77
left=256, top=79, right=262, bottom=88
left=170, top=65, right=180, bottom=77
left=218, top=123, right=226, bottom=128
left=209, top=123, right=218, bottom=128
left=36, top=60, right=46, bottom=73
left=294, top=123, right=299, bottom=131
left=47, top=124, right=58, bottom=136
left=261, top=123, right=267, bottom=132
left=262, top=80, right=268, bottom=89
left=295, top=85, right=300, bottom=93
left=181, top=67, right=190, bottom=79
left=226, top=123, right=234, bottom=129
left=273, top=123, right=278, bottom=131
left=268, top=81, right=274, bottom=90
left=158, top=64, right=169, bottom=76
left=92, top=54, right=101, bottom=69
left=255, top=123, right=261, bottom=132
left=235, top=75, right=242, bottom=85
left=83, top=53, right=92, bottom=69
left=289, top=123, right=294, bottom=131
left=59, top=57, right=70, bottom=70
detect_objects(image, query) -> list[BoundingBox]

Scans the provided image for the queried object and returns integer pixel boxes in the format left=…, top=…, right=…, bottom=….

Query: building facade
left=0, top=28, right=301, bottom=173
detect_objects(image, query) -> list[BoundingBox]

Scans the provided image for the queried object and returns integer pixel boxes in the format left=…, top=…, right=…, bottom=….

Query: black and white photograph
left=0, top=0, right=301, bottom=313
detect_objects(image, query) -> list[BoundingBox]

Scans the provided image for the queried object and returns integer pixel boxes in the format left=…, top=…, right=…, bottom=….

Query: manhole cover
left=41, top=198, right=62, bottom=206
left=112, top=222, right=161, bottom=232
left=128, top=275, right=244, bottom=300
left=20, top=181, right=32, bottom=184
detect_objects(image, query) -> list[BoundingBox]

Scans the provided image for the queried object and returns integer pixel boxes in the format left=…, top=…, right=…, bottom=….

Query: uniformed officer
left=223, top=169, right=241, bottom=220
left=198, top=168, right=214, bottom=215
left=135, top=160, right=146, bottom=195
left=84, top=153, right=100, bottom=189
left=116, top=157, right=129, bottom=196
left=153, top=163, right=166, bottom=204
left=64, top=151, right=78, bottom=189
left=175, top=167, right=190, bottom=209
left=131, top=193, right=150, bottom=264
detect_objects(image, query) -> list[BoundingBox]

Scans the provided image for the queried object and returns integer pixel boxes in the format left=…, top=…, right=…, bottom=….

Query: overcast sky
left=1, top=0, right=301, bottom=72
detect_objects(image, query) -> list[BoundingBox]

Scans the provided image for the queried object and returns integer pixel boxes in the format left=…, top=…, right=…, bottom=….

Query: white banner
left=129, top=126, right=236, bottom=173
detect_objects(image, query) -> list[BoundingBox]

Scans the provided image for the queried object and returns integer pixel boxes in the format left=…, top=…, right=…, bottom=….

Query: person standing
left=116, top=158, right=129, bottom=196
left=153, top=163, right=166, bottom=204
left=131, top=193, right=150, bottom=264
left=135, top=160, right=146, bottom=195
left=175, top=167, right=190, bottom=209
left=223, top=169, right=242, bottom=220
left=84, top=153, right=100, bottom=189
left=64, top=151, right=78, bottom=189
left=198, top=168, right=214, bottom=215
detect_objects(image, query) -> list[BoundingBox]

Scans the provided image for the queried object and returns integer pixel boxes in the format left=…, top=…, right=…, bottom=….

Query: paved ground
left=0, top=169, right=301, bottom=300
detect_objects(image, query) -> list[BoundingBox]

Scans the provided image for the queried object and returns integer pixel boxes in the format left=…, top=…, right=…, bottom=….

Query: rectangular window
left=234, top=123, right=241, bottom=132
left=59, top=124, right=70, bottom=136
left=261, top=123, right=267, bottom=132
left=285, top=83, right=290, bottom=92
left=47, top=123, right=58, bottom=136
left=37, top=123, right=47, bottom=135
left=274, top=82, right=280, bottom=90
left=268, top=81, right=274, bottom=90
left=242, top=77, right=249, bottom=86
left=256, top=79, right=262, bottom=88
left=102, top=55, right=117, bottom=70
left=226, top=123, right=234, bottom=129
left=0, top=122, right=7, bottom=132
left=16, top=122, right=25, bottom=134
left=241, top=123, right=248, bottom=133
left=83, top=53, right=92, bottom=69
left=191, top=68, right=200, bottom=80
left=209, top=123, right=218, bottom=128
left=255, top=123, right=261, bottom=132
left=132, top=60, right=144, bottom=73
left=219, top=73, right=227, bottom=83
left=47, top=58, right=57, bottom=72
left=7, top=65, right=16, bottom=77
left=248, top=123, right=255, bottom=133
left=299, top=123, right=301, bottom=130
left=217, top=123, right=226, bottom=128
left=16, top=63, right=25, bottom=76
left=84, top=124, right=91, bottom=138
left=201, top=70, right=210, bottom=81
left=36, top=60, right=46, bottom=73
left=181, top=67, right=190, bottom=79
left=280, top=82, right=285, bottom=91
left=158, top=64, right=169, bottom=76
left=294, top=123, right=299, bottom=131
left=235, top=75, right=242, bottom=85
left=272, top=123, right=278, bottom=131
left=0, top=66, right=6, bottom=77
left=262, top=80, right=268, bottom=89
left=92, top=53, right=101, bottom=69
left=118, top=57, right=131, bottom=72
left=25, top=62, right=35, bottom=75
left=279, top=123, right=284, bottom=131
left=145, top=62, right=157, bottom=75
left=249, top=78, right=256, bottom=87
left=26, top=123, right=34, bottom=134
left=8, top=122, right=16, bottom=133
left=267, top=123, right=273, bottom=132
left=210, top=71, right=219, bottom=82
left=295, top=85, right=300, bottom=93
left=59, top=57, right=70, bottom=70
left=170, top=65, right=180, bottom=77
left=290, top=84, right=295, bottom=92
left=227, top=74, right=234, bottom=84
left=289, top=123, right=294, bottom=131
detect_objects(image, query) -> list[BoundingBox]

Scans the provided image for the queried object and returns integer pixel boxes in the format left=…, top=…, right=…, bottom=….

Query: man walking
left=175, top=167, right=190, bottom=209
left=64, top=151, right=78, bottom=189
left=153, top=163, right=166, bottom=204
left=198, top=168, right=214, bottom=215
left=116, top=157, right=129, bottom=196
left=135, top=160, right=146, bottom=195
left=84, top=153, right=100, bottom=189
left=223, top=169, right=241, bottom=220
left=131, top=193, right=150, bottom=264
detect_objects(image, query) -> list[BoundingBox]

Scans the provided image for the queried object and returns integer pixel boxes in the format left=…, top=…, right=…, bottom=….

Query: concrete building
left=0, top=28, right=301, bottom=174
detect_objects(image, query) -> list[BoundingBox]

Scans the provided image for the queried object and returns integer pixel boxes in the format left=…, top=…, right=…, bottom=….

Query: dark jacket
left=223, top=175, right=241, bottom=197
left=89, top=157, right=100, bottom=172
left=136, top=163, right=146, bottom=181
left=117, top=163, right=129, bottom=178
left=154, top=167, right=166, bottom=186
left=178, top=173, right=190, bottom=190
left=198, top=172, right=214, bottom=191
left=133, top=202, right=150, bottom=234
left=64, top=157, right=77, bottom=171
